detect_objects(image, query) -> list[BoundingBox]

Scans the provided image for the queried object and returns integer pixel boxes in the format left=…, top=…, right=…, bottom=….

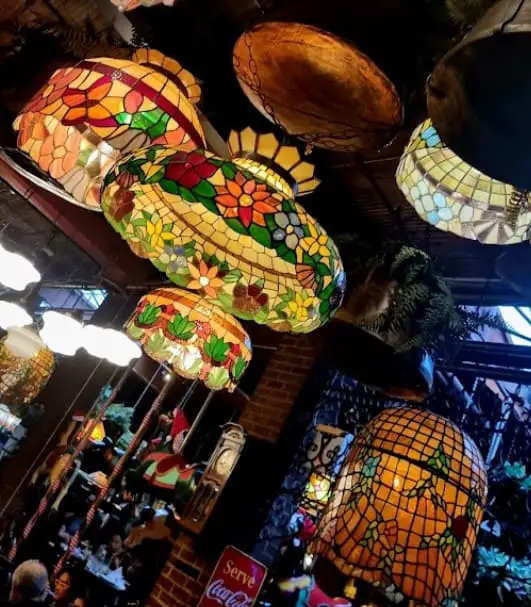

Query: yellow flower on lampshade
left=14, top=48, right=204, bottom=210
left=311, top=408, right=487, bottom=607
left=126, top=288, right=252, bottom=391
left=396, top=120, right=531, bottom=245
left=0, top=327, right=55, bottom=416
left=101, top=128, right=345, bottom=333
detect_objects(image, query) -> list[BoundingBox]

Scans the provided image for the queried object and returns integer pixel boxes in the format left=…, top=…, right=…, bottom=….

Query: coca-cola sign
left=198, top=546, right=267, bottom=607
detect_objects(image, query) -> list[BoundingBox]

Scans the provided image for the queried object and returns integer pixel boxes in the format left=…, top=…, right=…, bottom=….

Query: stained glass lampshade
left=233, top=22, right=402, bottom=152
left=89, top=420, right=106, bottom=443
left=311, top=408, right=488, bottom=607
left=101, top=131, right=345, bottom=333
left=0, top=327, right=55, bottom=414
left=126, top=288, right=252, bottom=391
left=396, top=120, right=531, bottom=245
left=14, top=48, right=204, bottom=210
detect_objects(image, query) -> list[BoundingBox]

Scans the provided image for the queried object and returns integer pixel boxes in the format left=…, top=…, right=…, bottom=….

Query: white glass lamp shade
left=0, top=302, right=32, bottom=329
left=0, top=244, right=40, bottom=291
left=83, top=325, right=141, bottom=366
left=40, top=311, right=84, bottom=355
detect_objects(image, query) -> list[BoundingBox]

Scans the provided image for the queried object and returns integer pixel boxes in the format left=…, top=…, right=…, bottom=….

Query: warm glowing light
left=0, top=244, right=40, bottom=291
left=396, top=120, right=531, bottom=245
left=39, top=311, right=84, bottom=356
left=127, top=288, right=252, bottom=391
left=0, top=302, right=32, bottom=329
left=304, top=472, right=332, bottom=506
left=102, top=135, right=344, bottom=334
left=312, top=408, right=488, bottom=607
left=14, top=48, right=204, bottom=210
left=83, top=325, right=141, bottom=366
left=89, top=420, right=106, bottom=442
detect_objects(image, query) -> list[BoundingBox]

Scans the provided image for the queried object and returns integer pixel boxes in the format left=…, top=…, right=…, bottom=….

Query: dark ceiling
left=0, top=0, right=529, bottom=306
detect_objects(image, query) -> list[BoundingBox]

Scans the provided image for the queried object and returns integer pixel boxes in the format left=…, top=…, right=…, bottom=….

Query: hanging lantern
left=426, top=0, right=531, bottom=190
left=39, top=311, right=84, bottom=356
left=0, top=327, right=55, bottom=414
left=0, top=302, right=33, bottom=330
left=111, top=0, right=174, bottom=10
left=311, top=408, right=488, bottom=607
left=14, top=48, right=204, bottom=210
left=126, top=288, right=252, bottom=391
left=101, top=130, right=345, bottom=333
left=88, top=420, right=106, bottom=443
left=233, top=22, right=402, bottom=152
left=396, top=120, right=531, bottom=244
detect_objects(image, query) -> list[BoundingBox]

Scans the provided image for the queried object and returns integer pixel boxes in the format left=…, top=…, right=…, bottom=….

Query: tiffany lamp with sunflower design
left=311, top=408, right=487, bottom=607
left=396, top=120, right=531, bottom=245
left=101, top=129, right=345, bottom=333
left=14, top=48, right=204, bottom=210
left=126, top=288, right=252, bottom=391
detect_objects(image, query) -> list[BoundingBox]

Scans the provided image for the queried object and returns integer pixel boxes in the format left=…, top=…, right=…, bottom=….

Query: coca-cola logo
left=205, top=579, right=253, bottom=607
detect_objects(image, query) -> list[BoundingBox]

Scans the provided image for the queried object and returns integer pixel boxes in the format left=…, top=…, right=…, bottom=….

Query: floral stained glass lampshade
left=0, top=327, right=55, bottom=415
left=233, top=22, right=402, bottom=152
left=126, top=289, right=252, bottom=391
left=311, top=408, right=488, bottom=607
left=14, top=48, right=204, bottom=210
left=102, top=130, right=345, bottom=333
left=396, top=120, right=531, bottom=245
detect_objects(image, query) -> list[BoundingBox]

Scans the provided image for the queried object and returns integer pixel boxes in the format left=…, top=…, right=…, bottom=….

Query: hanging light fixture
left=0, top=327, right=55, bottom=415
left=0, top=301, right=32, bottom=330
left=311, top=408, right=488, bottom=607
left=14, top=48, right=204, bottom=210
left=83, top=325, right=142, bottom=366
left=101, top=129, right=345, bottom=333
left=233, top=22, right=402, bottom=152
left=0, top=244, right=40, bottom=291
left=39, top=311, right=84, bottom=356
left=126, top=288, right=252, bottom=391
left=396, top=120, right=531, bottom=244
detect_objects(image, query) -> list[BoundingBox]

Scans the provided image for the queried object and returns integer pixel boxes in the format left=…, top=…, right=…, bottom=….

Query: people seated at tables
left=51, top=569, right=86, bottom=607
left=0, top=560, right=48, bottom=606
left=57, top=500, right=86, bottom=545
left=96, top=533, right=131, bottom=572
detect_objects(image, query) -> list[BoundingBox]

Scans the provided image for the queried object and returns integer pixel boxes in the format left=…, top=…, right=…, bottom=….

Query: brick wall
left=240, top=334, right=320, bottom=442
left=147, top=333, right=321, bottom=606
left=147, top=533, right=213, bottom=607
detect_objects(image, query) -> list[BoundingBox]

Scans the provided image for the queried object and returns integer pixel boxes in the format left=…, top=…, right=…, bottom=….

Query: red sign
left=198, top=545, right=268, bottom=607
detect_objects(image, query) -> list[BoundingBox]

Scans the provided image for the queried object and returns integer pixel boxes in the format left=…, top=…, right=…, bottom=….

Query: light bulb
left=0, top=244, right=40, bottom=291
left=83, top=325, right=141, bottom=366
left=40, top=311, right=84, bottom=355
left=0, top=301, right=32, bottom=329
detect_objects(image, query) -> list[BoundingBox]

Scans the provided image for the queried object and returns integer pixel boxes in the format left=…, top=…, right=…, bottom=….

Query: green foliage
left=474, top=547, right=531, bottom=605
left=103, top=404, right=133, bottom=435
left=167, top=313, right=195, bottom=341
left=136, top=304, right=160, bottom=326
left=204, top=335, right=229, bottom=363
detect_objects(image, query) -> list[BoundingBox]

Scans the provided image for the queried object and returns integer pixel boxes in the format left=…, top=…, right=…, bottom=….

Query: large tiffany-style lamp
left=14, top=48, right=204, bottom=210
left=101, top=129, right=345, bottom=333
left=311, top=408, right=487, bottom=607
left=396, top=120, right=531, bottom=245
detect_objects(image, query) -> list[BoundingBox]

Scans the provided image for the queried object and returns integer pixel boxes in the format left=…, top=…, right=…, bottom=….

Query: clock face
left=215, top=448, right=237, bottom=477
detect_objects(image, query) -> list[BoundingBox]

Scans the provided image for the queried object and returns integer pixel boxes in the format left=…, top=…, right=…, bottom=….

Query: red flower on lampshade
left=165, top=151, right=217, bottom=188
left=214, top=172, right=280, bottom=228
left=62, top=76, right=115, bottom=126
left=450, top=515, right=469, bottom=541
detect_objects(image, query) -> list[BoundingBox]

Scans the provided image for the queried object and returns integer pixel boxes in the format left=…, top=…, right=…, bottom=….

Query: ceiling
left=0, top=0, right=527, bottom=306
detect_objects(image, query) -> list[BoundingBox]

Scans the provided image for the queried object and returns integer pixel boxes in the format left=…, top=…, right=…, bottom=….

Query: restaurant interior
left=0, top=0, right=529, bottom=606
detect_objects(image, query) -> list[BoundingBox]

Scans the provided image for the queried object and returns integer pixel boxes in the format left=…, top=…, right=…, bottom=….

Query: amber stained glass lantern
left=0, top=327, right=55, bottom=415
left=101, top=129, right=345, bottom=333
left=311, top=408, right=487, bottom=607
left=233, top=22, right=402, bottom=152
left=396, top=120, right=531, bottom=245
left=14, top=48, right=204, bottom=210
left=126, top=288, right=252, bottom=391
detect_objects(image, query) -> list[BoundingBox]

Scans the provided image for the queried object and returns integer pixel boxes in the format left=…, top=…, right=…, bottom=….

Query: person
left=96, top=533, right=131, bottom=571
left=50, top=570, right=85, bottom=607
left=0, top=560, right=48, bottom=605
left=57, top=501, right=85, bottom=544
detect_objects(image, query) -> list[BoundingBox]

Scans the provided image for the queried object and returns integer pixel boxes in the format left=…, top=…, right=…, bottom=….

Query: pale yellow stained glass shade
left=396, top=120, right=531, bottom=245
left=311, top=408, right=487, bottom=607
left=14, top=48, right=204, bottom=210
left=228, top=128, right=320, bottom=199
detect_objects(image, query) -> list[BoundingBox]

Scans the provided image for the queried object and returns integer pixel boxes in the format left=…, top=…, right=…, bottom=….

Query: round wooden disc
left=233, top=22, right=402, bottom=152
